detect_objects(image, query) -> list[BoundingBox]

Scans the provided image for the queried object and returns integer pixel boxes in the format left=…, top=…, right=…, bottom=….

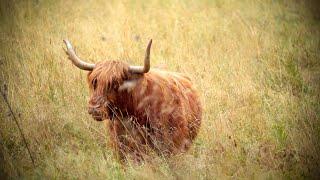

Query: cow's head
left=63, top=39, right=152, bottom=121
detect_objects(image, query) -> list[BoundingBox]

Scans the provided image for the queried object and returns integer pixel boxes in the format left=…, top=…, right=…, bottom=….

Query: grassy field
left=0, top=0, right=319, bottom=179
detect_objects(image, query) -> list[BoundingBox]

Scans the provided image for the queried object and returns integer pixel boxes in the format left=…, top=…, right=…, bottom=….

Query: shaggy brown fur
left=87, top=60, right=202, bottom=161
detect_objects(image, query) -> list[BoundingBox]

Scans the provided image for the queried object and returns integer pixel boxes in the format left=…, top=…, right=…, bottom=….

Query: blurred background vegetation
left=0, top=0, right=319, bottom=179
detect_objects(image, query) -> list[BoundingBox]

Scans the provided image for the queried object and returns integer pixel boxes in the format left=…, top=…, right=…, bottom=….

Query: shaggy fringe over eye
left=87, top=61, right=129, bottom=94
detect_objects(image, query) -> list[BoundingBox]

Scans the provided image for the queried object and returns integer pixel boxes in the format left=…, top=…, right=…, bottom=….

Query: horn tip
left=147, top=39, right=153, bottom=48
left=63, top=39, right=72, bottom=49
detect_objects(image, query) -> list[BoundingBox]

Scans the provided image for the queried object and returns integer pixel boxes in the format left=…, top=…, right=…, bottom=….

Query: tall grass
left=0, top=0, right=319, bottom=179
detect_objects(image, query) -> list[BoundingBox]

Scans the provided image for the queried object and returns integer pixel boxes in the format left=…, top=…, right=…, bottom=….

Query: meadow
left=0, top=0, right=319, bottom=179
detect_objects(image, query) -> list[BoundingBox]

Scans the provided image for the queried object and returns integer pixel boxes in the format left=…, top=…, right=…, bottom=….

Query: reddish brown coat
left=87, top=61, right=202, bottom=161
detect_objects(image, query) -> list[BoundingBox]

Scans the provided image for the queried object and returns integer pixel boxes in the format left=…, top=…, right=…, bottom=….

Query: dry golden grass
left=0, top=0, right=319, bottom=179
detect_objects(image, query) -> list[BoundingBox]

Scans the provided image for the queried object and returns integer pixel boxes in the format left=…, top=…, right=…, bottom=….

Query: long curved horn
left=129, top=39, right=152, bottom=74
left=63, top=39, right=95, bottom=71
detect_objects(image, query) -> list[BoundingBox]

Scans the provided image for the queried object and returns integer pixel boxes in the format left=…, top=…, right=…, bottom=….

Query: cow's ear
left=118, top=80, right=137, bottom=92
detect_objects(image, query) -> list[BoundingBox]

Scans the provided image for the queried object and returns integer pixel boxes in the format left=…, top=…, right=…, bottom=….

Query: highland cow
left=63, top=39, right=202, bottom=161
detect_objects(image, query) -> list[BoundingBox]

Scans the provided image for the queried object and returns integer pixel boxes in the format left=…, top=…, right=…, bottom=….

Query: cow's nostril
left=88, top=108, right=94, bottom=115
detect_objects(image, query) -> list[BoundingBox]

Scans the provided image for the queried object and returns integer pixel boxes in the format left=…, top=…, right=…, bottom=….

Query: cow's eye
left=92, top=79, right=97, bottom=90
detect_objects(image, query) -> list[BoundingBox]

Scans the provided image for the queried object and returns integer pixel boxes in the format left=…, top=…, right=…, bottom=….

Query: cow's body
left=104, top=69, right=202, bottom=160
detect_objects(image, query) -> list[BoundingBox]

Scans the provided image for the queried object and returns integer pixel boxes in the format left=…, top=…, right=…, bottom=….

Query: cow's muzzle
left=88, top=107, right=104, bottom=121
